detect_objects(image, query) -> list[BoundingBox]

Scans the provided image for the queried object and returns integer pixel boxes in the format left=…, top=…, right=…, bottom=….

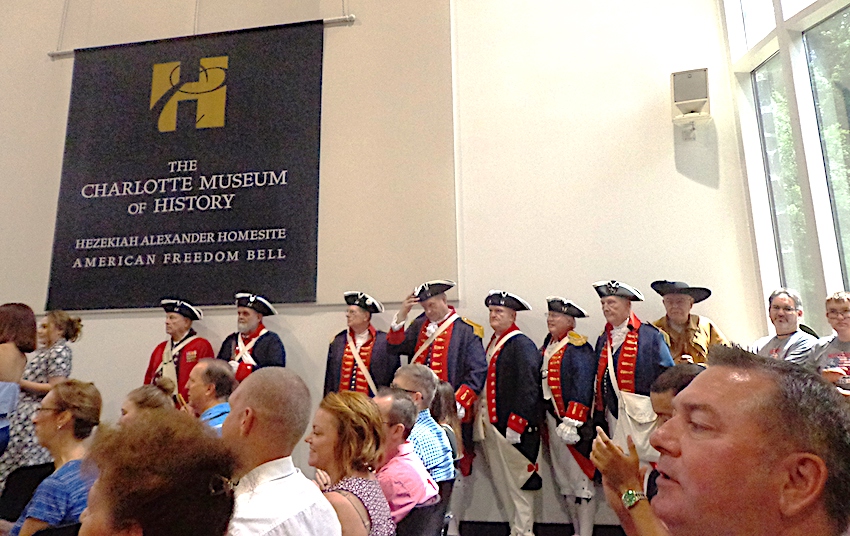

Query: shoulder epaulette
left=567, top=331, right=588, bottom=346
left=462, top=317, right=485, bottom=339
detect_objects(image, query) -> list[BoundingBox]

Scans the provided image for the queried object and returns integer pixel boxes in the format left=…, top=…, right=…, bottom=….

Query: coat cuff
left=455, top=384, right=477, bottom=410
left=507, top=413, right=528, bottom=434
left=386, top=327, right=406, bottom=344
left=565, top=401, right=589, bottom=423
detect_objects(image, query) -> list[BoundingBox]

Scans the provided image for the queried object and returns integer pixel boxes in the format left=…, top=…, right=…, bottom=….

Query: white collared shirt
left=610, top=319, right=629, bottom=352
left=353, top=328, right=371, bottom=350
left=228, top=457, right=342, bottom=536
left=424, top=310, right=452, bottom=338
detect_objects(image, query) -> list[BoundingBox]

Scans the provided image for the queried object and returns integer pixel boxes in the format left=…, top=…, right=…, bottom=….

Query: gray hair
left=394, top=364, right=439, bottom=407
left=768, top=287, right=803, bottom=310
left=376, top=387, right=418, bottom=439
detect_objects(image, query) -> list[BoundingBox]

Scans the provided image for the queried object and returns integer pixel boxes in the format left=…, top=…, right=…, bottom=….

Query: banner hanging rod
left=47, top=14, right=355, bottom=59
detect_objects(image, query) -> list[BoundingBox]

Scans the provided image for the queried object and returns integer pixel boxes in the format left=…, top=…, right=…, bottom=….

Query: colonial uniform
left=592, top=281, right=674, bottom=460
left=475, top=291, right=542, bottom=536
left=144, top=299, right=214, bottom=401
left=324, top=292, right=399, bottom=396
left=386, top=280, right=487, bottom=421
left=650, top=280, right=728, bottom=364
left=217, top=293, right=285, bottom=381
left=540, top=298, right=598, bottom=536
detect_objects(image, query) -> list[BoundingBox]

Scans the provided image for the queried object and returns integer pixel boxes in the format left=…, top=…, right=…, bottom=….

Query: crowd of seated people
left=0, top=280, right=848, bottom=536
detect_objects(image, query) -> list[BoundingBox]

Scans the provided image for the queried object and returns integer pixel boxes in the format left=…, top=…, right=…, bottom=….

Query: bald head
left=223, top=368, right=312, bottom=463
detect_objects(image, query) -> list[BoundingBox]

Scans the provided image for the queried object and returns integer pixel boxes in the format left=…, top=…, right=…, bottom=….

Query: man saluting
left=387, top=279, right=487, bottom=475
left=387, top=280, right=486, bottom=423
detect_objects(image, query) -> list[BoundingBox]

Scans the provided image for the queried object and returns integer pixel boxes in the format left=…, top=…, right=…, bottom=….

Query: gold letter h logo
left=150, top=56, right=228, bottom=132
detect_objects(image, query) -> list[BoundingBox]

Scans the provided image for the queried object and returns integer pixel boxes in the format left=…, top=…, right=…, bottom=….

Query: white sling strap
left=486, top=330, right=522, bottom=362
left=346, top=331, right=378, bottom=396
left=157, top=334, right=199, bottom=385
left=234, top=329, right=267, bottom=366
left=411, top=312, right=460, bottom=364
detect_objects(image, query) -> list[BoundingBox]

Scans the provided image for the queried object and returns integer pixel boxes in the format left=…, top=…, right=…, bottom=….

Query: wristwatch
left=621, top=489, right=648, bottom=509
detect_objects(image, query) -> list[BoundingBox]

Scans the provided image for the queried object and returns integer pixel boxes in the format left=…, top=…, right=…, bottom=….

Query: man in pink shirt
left=374, top=387, right=440, bottom=525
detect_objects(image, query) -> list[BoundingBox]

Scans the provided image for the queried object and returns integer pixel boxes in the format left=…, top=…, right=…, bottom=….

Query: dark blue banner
left=48, top=21, right=323, bottom=310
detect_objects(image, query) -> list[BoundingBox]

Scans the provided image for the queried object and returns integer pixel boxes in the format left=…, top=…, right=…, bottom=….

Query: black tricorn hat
left=485, top=290, right=532, bottom=312
left=235, top=293, right=278, bottom=316
left=650, top=280, right=711, bottom=304
left=160, top=299, right=203, bottom=321
left=414, top=280, right=456, bottom=301
left=546, top=296, right=588, bottom=318
left=593, top=280, right=644, bottom=301
left=344, top=291, right=384, bottom=314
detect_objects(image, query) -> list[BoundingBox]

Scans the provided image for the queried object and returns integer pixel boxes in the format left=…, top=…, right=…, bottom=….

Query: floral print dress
left=0, top=339, right=72, bottom=491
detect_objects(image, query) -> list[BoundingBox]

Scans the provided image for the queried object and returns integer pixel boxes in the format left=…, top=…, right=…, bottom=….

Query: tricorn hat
left=344, top=291, right=384, bottom=314
left=485, top=290, right=532, bottom=312
left=413, top=280, right=456, bottom=301
left=160, top=299, right=203, bottom=321
left=235, top=293, right=278, bottom=316
left=546, top=296, right=588, bottom=318
left=593, top=280, right=644, bottom=301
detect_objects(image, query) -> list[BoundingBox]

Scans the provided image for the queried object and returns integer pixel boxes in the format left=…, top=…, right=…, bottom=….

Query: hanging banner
left=47, top=21, right=323, bottom=310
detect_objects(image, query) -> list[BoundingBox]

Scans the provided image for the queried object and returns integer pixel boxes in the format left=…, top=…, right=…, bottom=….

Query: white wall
left=449, top=0, right=764, bottom=522
left=0, top=0, right=764, bottom=525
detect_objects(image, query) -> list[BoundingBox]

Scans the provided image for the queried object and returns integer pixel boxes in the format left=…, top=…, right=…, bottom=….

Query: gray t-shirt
left=811, top=335, right=850, bottom=387
left=751, top=330, right=819, bottom=372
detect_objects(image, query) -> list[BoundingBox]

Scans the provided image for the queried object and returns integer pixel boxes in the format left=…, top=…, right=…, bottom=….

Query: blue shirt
left=408, top=409, right=455, bottom=483
left=12, top=459, right=93, bottom=535
left=201, top=402, right=230, bottom=435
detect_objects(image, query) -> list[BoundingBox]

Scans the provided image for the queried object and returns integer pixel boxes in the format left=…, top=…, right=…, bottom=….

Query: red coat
left=144, top=334, right=215, bottom=401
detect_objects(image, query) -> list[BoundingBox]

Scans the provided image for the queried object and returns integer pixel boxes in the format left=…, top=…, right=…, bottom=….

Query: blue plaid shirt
left=408, top=409, right=455, bottom=483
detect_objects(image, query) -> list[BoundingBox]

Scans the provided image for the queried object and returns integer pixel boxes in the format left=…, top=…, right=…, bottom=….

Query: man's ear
left=240, top=407, right=256, bottom=437
left=777, top=452, right=828, bottom=518
left=392, top=423, right=406, bottom=440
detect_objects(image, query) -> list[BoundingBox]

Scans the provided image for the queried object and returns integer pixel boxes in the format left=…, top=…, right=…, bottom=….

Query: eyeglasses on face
left=35, top=406, right=63, bottom=415
left=827, top=309, right=850, bottom=319
left=390, top=383, right=419, bottom=396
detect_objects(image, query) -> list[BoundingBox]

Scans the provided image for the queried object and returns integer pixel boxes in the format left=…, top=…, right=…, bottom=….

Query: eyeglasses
left=770, top=305, right=797, bottom=313
left=390, top=383, right=419, bottom=396
left=827, top=309, right=850, bottom=319
left=35, top=406, right=63, bottom=415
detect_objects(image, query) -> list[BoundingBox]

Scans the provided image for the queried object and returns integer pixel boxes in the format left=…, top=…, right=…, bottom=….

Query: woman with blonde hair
left=118, top=377, right=176, bottom=425
left=2, top=379, right=101, bottom=536
left=0, top=310, right=82, bottom=488
left=306, top=391, right=394, bottom=536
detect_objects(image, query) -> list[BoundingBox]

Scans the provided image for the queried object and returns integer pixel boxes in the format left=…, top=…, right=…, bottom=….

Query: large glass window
left=753, top=54, right=824, bottom=326
left=805, top=6, right=850, bottom=288
left=741, top=0, right=776, bottom=47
